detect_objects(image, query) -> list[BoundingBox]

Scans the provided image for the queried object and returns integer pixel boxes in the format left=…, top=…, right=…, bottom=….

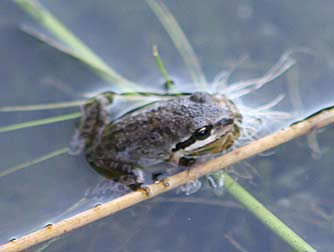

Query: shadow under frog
left=70, top=91, right=242, bottom=192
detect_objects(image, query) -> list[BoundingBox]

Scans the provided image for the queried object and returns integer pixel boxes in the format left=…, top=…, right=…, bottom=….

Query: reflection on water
left=0, top=0, right=334, bottom=251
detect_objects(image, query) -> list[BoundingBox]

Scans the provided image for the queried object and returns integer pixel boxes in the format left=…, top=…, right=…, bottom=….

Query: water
left=0, top=0, right=333, bottom=251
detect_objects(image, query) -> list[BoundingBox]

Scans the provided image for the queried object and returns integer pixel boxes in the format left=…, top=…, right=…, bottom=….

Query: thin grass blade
left=147, top=0, right=208, bottom=89
left=0, top=112, right=81, bottom=133
left=14, top=0, right=139, bottom=91
left=0, top=100, right=84, bottom=112
left=224, top=173, right=316, bottom=252
left=0, top=147, right=68, bottom=178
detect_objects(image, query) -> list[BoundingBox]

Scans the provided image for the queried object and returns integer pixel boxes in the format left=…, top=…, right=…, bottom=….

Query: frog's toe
left=68, top=130, right=85, bottom=155
left=133, top=168, right=145, bottom=183
left=152, top=172, right=163, bottom=182
left=137, top=185, right=152, bottom=197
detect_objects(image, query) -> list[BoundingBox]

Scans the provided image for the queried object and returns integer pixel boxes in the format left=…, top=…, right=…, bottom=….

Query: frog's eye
left=194, top=126, right=212, bottom=140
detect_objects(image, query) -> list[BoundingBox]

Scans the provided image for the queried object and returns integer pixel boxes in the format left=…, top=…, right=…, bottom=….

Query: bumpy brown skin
left=78, top=92, right=239, bottom=185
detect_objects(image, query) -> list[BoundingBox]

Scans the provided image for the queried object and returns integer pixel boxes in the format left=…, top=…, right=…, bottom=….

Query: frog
left=71, top=91, right=242, bottom=190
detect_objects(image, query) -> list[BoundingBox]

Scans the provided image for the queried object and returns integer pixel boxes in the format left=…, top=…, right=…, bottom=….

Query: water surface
left=0, top=1, right=333, bottom=251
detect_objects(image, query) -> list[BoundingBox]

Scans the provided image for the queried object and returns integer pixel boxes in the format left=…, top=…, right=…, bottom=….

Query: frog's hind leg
left=69, top=92, right=115, bottom=155
left=87, top=157, right=146, bottom=191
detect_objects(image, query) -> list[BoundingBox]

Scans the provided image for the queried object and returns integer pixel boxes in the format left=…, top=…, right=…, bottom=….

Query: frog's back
left=85, top=92, right=232, bottom=173
left=92, top=97, right=192, bottom=167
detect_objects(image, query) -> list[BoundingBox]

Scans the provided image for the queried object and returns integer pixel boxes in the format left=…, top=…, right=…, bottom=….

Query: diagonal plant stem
left=14, top=0, right=140, bottom=91
left=224, top=173, right=315, bottom=252
left=147, top=0, right=208, bottom=89
left=1, top=106, right=331, bottom=252
left=0, top=112, right=81, bottom=133
left=0, top=147, right=69, bottom=178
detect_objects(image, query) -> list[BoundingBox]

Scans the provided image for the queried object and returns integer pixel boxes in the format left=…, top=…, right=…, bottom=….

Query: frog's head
left=172, top=92, right=242, bottom=159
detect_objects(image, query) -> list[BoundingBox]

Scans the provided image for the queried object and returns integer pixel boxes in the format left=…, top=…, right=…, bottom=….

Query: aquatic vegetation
left=1, top=0, right=333, bottom=252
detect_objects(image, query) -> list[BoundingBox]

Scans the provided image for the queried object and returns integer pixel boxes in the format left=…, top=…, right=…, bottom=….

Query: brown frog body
left=72, top=91, right=242, bottom=188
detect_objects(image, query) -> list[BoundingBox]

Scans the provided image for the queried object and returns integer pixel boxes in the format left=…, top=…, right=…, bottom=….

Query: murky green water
left=0, top=0, right=333, bottom=251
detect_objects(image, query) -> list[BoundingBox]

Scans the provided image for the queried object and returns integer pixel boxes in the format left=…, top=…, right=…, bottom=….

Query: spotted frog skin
left=73, top=91, right=242, bottom=188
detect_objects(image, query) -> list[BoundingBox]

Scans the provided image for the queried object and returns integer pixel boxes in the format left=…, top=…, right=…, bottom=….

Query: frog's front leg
left=69, top=92, right=115, bottom=155
left=170, top=154, right=225, bottom=195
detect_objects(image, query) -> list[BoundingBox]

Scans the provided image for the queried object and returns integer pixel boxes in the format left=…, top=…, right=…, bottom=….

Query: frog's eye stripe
left=172, top=125, right=213, bottom=152
left=172, top=136, right=196, bottom=152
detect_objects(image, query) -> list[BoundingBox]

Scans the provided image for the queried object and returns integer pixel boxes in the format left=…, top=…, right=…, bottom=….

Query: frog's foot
left=178, top=156, right=196, bottom=167
left=68, top=129, right=85, bottom=155
left=115, top=168, right=145, bottom=191
left=137, top=185, right=153, bottom=197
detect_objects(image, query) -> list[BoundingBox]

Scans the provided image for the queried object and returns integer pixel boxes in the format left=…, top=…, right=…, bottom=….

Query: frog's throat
left=185, top=130, right=239, bottom=157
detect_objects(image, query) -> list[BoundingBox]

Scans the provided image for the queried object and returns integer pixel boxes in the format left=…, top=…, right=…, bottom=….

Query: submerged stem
left=0, top=112, right=81, bottom=133
left=14, top=0, right=139, bottom=91
left=152, top=45, right=174, bottom=91
left=0, top=147, right=68, bottom=178
left=224, top=173, right=316, bottom=252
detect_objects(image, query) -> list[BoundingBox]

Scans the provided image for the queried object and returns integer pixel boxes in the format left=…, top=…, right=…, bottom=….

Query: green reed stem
left=224, top=173, right=316, bottom=252
left=153, top=45, right=172, bottom=84
left=0, top=147, right=68, bottom=178
left=14, top=0, right=139, bottom=91
left=147, top=0, right=208, bottom=89
left=0, top=112, right=81, bottom=133
left=35, top=237, right=62, bottom=252
left=152, top=45, right=175, bottom=91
